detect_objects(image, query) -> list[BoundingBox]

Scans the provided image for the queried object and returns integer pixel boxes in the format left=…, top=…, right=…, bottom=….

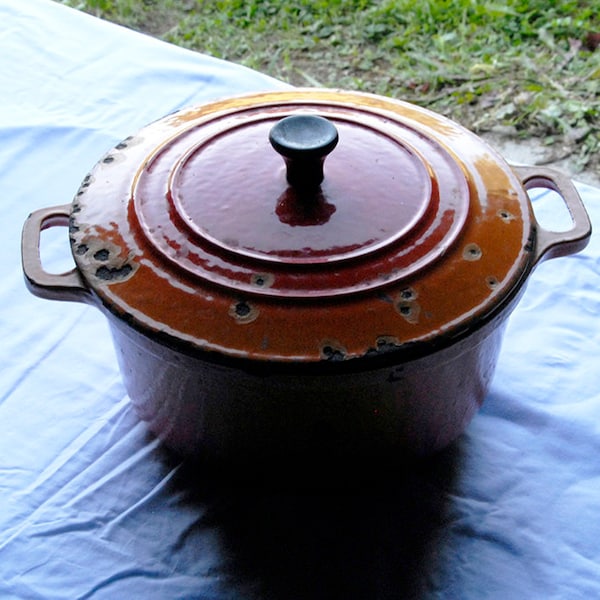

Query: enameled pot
left=21, top=89, right=591, bottom=466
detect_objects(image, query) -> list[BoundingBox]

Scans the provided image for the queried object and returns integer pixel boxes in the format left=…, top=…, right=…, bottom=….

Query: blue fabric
left=1, top=1, right=599, bottom=598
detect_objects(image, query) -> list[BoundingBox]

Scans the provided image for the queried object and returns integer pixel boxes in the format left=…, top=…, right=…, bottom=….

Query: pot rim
left=103, top=274, right=526, bottom=376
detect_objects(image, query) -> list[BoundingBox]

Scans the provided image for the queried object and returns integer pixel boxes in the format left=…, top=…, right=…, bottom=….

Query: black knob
left=269, top=115, right=339, bottom=191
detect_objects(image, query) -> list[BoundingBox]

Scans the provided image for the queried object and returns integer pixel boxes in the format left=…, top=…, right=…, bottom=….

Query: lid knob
left=269, top=115, right=339, bottom=192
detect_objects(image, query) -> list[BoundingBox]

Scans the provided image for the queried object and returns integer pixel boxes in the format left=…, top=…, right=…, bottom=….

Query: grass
left=61, top=0, right=599, bottom=174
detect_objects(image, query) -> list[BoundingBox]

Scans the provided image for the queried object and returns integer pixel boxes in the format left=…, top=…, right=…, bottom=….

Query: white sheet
left=1, top=1, right=599, bottom=598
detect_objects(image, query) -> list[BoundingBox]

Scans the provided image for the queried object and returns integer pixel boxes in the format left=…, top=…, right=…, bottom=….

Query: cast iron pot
left=22, top=89, right=591, bottom=465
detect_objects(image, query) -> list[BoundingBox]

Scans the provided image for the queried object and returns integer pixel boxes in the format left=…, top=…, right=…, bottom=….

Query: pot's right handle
left=514, top=165, right=592, bottom=265
left=21, top=204, right=92, bottom=304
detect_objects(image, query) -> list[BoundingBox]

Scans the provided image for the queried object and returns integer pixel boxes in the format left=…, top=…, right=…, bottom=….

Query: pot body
left=107, top=302, right=510, bottom=465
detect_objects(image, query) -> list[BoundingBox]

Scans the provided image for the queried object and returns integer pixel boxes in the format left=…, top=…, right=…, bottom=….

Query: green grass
left=61, top=0, right=599, bottom=173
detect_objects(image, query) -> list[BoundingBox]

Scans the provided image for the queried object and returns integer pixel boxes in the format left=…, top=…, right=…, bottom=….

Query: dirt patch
left=481, top=131, right=599, bottom=187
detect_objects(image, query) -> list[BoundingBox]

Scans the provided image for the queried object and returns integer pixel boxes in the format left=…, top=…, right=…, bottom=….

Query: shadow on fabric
left=164, top=443, right=463, bottom=600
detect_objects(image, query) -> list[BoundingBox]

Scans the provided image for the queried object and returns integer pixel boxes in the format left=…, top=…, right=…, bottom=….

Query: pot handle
left=21, top=204, right=92, bottom=304
left=514, top=165, right=592, bottom=265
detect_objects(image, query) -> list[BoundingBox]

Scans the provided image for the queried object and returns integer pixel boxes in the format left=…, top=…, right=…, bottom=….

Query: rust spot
left=399, top=287, right=417, bottom=301
left=115, top=137, right=133, bottom=150
left=463, top=243, right=482, bottom=261
left=320, top=340, right=347, bottom=361
left=96, top=264, right=133, bottom=281
left=72, top=232, right=137, bottom=284
left=497, top=209, right=516, bottom=223
left=100, top=152, right=126, bottom=166
left=394, top=289, right=421, bottom=324
left=486, top=276, right=499, bottom=290
left=235, top=302, right=251, bottom=317
left=375, top=336, right=401, bottom=353
left=365, top=336, right=402, bottom=357
left=251, top=272, right=274, bottom=288
left=396, top=301, right=421, bottom=324
left=93, top=249, right=110, bottom=261
left=77, top=174, right=93, bottom=196
left=229, top=300, right=259, bottom=324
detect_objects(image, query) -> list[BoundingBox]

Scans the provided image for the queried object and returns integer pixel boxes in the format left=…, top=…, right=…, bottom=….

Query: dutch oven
left=21, top=89, right=591, bottom=467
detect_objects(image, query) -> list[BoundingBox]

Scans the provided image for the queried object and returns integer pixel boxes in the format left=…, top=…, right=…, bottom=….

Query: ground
left=63, top=0, right=600, bottom=186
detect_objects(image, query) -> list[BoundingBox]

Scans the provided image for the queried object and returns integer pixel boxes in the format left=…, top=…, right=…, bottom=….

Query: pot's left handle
left=514, top=165, right=592, bottom=264
left=21, top=204, right=92, bottom=304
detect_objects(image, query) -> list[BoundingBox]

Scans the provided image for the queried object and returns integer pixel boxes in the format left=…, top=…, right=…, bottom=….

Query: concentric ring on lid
left=132, top=105, right=470, bottom=298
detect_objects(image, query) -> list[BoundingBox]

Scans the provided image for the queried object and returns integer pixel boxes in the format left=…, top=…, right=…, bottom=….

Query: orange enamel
left=70, top=89, right=533, bottom=363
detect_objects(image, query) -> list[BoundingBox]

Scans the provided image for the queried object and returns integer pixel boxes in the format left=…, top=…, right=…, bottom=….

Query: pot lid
left=70, top=89, right=533, bottom=364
